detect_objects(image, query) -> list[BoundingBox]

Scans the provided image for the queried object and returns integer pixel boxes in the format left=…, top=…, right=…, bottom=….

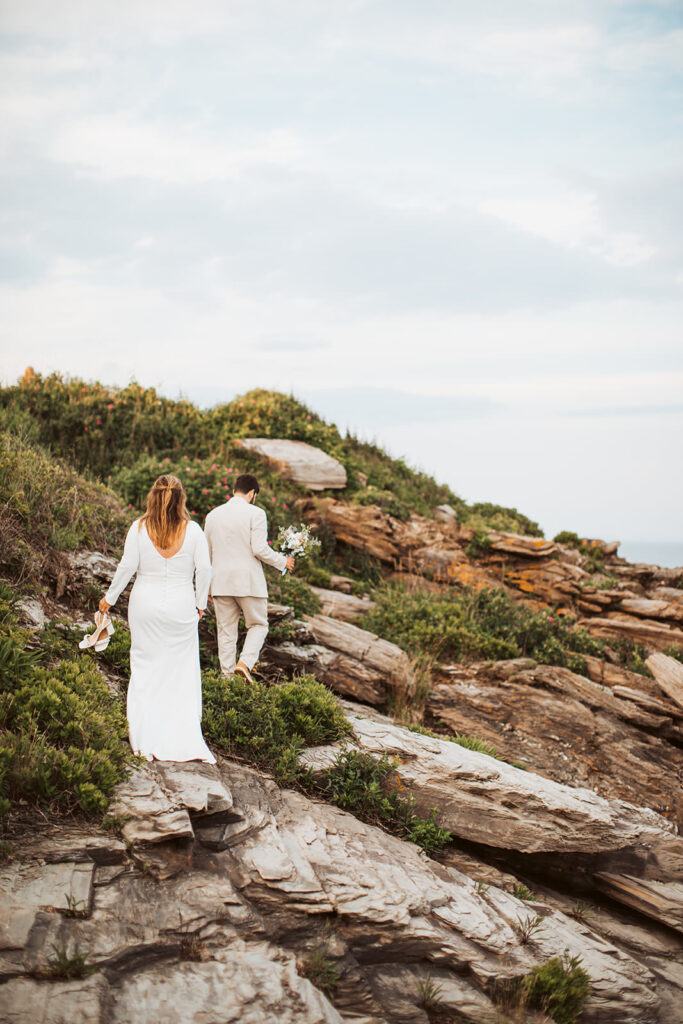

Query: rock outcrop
left=3, top=757, right=677, bottom=1023
left=262, top=613, right=416, bottom=704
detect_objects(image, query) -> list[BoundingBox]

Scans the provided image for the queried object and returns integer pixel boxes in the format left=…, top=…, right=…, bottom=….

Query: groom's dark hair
left=235, top=473, right=260, bottom=495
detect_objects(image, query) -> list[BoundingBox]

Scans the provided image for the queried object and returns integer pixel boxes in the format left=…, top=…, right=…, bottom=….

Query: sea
left=617, top=541, right=683, bottom=569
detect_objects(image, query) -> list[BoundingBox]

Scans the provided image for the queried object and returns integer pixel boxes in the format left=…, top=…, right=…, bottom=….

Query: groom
left=205, top=473, right=294, bottom=683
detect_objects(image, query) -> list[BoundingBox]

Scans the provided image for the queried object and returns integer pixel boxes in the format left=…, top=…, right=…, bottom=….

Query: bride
left=99, top=474, right=215, bottom=764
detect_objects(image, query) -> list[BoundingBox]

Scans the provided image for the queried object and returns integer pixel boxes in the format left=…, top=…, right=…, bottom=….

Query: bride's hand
left=197, top=608, right=204, bottom=620
left=99, top=597, right=111, bottom=614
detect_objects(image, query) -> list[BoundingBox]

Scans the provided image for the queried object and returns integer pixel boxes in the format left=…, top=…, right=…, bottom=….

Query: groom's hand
left=285, top=556, right=295, bottom=571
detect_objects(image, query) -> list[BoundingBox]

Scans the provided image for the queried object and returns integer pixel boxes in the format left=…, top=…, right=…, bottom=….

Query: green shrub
left=0, top=645, right=130, bottom=818
left=553, top=531, right=582, bottom=549
left=467, top=502, right=543, bottom=537
left=662, top=645, right=683, bottom=665
left=0, top=429, right=128, bottom=588
left=201, top=672, right=351, bottom=784
left=111, top=451, right=301, bottom=530
left=363, top=583, right=609, bottom=672
left=522, top=952, right=590, bottom=1024
left=465, top=529, right=493, bottom=558
left=321, top=749, right=451, bottom=854
left=267, top=574, right=322, bottom=618
left=3, top=373, right=543, bottom=541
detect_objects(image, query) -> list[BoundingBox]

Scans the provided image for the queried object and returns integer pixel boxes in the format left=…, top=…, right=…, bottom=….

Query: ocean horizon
left=617, top=541, right=683, bottom=570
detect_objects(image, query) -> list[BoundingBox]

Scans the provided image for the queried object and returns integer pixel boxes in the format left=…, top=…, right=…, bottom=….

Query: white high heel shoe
left=79, top=610, right=114, bottom=652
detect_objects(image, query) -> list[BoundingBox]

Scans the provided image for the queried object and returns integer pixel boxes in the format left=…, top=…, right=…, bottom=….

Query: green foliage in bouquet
left=363, top=583, right=611, bottom=673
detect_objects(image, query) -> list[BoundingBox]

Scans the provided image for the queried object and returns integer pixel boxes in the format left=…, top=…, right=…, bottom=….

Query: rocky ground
left=2, top=437, right=683, bottom=1024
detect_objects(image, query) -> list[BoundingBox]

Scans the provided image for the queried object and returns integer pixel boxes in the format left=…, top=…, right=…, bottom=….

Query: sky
left=1, top=0, right=682, bottom=545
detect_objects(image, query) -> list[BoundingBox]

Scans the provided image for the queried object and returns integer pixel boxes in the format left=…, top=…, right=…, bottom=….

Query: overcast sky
left=1, top=0, right=682, bottom=544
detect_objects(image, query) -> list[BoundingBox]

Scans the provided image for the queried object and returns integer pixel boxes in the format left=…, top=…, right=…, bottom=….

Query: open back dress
left=104, top=518, right=215, bottom=763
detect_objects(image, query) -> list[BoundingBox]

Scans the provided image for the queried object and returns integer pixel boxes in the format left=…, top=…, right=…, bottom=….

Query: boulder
left=0, top=861, right=94, bottom=950
left=235, top=438, right=347, bottom=491
left=263, top=614, right=416, bottom=705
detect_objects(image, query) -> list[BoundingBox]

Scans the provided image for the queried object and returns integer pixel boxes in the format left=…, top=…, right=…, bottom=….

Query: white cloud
left=48, top=115, right=309, bottom=184
left=481, top=191, right=656, bottom=267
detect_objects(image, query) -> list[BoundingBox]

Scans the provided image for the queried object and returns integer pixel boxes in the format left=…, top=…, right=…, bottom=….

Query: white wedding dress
left=105, top=519, right=215, bottom=763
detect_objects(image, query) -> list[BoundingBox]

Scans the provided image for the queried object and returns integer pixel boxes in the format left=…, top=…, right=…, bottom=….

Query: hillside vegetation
left=2, top=369, right=541, bottom=534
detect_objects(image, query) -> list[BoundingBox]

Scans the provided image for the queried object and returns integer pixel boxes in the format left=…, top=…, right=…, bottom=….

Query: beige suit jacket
left=204, top=495, right=287, bottom=598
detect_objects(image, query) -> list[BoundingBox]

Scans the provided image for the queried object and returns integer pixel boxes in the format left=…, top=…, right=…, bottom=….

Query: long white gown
left=104, top=518, right=216, bottom=764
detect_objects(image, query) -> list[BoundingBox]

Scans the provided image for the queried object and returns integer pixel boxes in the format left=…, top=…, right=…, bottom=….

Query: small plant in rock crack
left=60, top=893, right=90, bottom=918
left=516, top=913, right=546, bottom=944
left=512, top=883, right=537, bottom=901
left=299, top=947, right=341, bottom=997
left=569, top=900, right=593, bottom=923
left=416, top=974, right=444, bottom=1011
left=42, top=942, right=95, bottom=979
left=474, top=880, right=490, bottom=896
left=176, top=912, right=208, bottom=962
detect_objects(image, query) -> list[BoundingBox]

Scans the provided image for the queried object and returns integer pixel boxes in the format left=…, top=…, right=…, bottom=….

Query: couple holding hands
left=95, top=473, right=294, bottom=764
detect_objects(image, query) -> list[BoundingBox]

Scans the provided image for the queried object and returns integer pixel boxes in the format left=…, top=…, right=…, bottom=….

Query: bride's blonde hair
left=140, top=474, right=190, bottom=548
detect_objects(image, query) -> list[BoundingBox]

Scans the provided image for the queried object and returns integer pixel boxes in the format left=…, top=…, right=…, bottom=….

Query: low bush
left=111, top=451, right=301, bottom=531
left=363, top=583, right=609, bottom=673
left=268, top=574, right=322, bottom=618
left=201, top=672, right=351, bottom=784
left=467, top=501, right=543, bottom=537
left=0, top=642, right=131, bottom=819
left=321, top=749, right=452, bottom=854
left=522, top=952, right=590, bottom=1024
left=0, top=429, right=128, bottom=589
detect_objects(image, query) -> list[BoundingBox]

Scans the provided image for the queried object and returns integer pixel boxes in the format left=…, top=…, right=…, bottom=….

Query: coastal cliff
left=1, top=372, right=681, bottom=1024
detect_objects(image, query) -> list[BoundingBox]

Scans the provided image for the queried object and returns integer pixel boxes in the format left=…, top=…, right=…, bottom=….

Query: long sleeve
left=105, top=521, right=141, bottom=605
left=250, top=508, right=288, bottom=573
left=193, top=525, right=212, bottom=610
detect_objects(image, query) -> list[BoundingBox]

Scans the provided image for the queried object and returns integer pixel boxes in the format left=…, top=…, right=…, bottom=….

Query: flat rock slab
left=300, top=704, right=677, bottom=857
left=0, top=861, right=94, bottom=948
left=111, top=958, right=343, bottom=1024
left=309, top=586, right=375, bottom=622
left=0, top=974, right=112, bottom=1024
left=235, top=438, right=347, bottom=491
left=487, top=531, right=556, bottom=559
left=595, top=873, right=683, bottom=933
left=647, top=652, right=683, bottom=711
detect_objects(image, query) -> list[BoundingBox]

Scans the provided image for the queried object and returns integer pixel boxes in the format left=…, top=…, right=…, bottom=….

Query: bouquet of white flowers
left=275, top=523, right=321, bottom=574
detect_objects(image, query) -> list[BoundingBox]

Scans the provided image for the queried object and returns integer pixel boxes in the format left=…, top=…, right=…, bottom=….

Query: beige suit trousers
left=213, top=595, right=269, bottom=674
